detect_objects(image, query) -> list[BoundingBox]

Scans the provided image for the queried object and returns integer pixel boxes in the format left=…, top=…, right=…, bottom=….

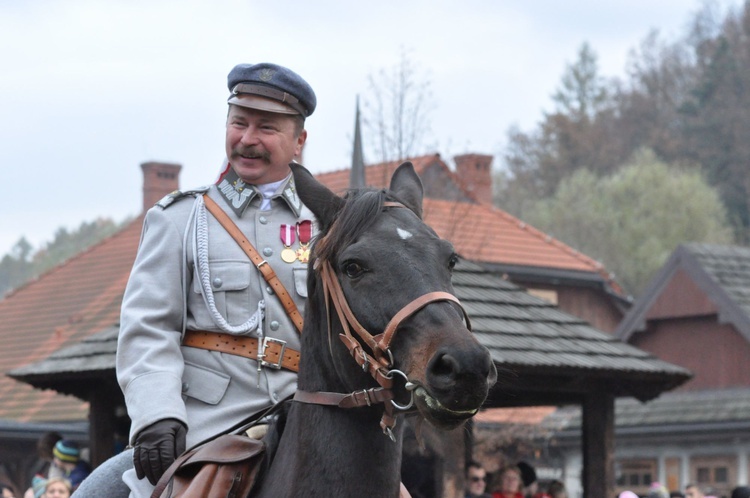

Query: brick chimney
left=454, top=154, right=493, bottom=204
left=141, top=162, right=181, bottom=212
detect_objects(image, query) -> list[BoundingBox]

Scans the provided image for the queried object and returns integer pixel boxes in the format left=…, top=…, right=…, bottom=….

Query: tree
left=678, top=4, right=750, bottom=243
left=524, top=149, right=733, bottom=296
left=362, top=47, right=436, bottom=165
left=617, top=29, right=698, bottom=161
left=498, top=43, right=631, bottom=220
left=552, top=42, right=609, bottom=122
left=0, top=217, right=128, bottom=298
left=0, top=238, right=35, bottom=297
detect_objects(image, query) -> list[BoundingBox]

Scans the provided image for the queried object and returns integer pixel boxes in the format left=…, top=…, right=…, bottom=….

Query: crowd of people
left=465, top=462, right=750, bottom=498
left=0, top=432, right=90, bottom=498
left=617, top=481, right=750, bottom=498
left=464, top=460, right=567, bottom=498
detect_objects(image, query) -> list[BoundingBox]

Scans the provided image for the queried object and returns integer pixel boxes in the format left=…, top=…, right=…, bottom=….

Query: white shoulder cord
left=191, top=195, right=265, bottom=334
left=180, top=201, right=198, bottom=338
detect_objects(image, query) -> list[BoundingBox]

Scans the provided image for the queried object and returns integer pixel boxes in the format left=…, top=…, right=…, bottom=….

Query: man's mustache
left=231, top=146, right=271, bottom=163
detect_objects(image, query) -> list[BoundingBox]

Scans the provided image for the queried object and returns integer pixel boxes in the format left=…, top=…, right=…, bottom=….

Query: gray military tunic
left=116, top=169, right=312, bottom=497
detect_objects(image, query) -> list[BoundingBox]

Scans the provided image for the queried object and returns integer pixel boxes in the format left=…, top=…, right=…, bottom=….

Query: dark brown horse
left=251, top=162, right=497, bottom=497
left=73, top=161, right=496, bottom=498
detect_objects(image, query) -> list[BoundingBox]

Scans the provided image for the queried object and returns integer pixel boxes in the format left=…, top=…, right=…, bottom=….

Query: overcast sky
left=0, top=0, right=738, bottom=257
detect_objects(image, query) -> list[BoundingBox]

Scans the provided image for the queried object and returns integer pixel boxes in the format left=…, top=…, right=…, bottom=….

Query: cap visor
left=228, top=94, right=298, bottom=115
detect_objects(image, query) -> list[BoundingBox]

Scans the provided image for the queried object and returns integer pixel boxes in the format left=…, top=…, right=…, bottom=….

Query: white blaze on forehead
left=397, top=227, right=413, bottom=240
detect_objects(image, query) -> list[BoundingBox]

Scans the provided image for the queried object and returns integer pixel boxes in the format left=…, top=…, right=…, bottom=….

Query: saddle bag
left=151, top=434, right=265, bottom=498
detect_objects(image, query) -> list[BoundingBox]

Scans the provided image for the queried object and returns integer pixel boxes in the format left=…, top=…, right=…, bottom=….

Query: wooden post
left=88, top=387, right=118, bottom=466
left=441, top=426, right=465, bottom=498
left=582, top=391, right=615, bottom=498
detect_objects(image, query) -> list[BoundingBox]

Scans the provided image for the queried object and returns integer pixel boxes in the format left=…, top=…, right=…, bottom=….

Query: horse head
left=291, top=161, right=497, bottom=434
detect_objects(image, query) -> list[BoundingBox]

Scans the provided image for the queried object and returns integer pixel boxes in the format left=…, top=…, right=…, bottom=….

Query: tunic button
left=263, top=247, right=273, bottom=257
left=266, top=286, right=274, bottom=294
left=182, top=382, right=189, bottom=392
left=259, top=216, right=268, bottom=224
left=212, top=277, right=223, bottom=288
left=270, top=321, right=280, bottom=331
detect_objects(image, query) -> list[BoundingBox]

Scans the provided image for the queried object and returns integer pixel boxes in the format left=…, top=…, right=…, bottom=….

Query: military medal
left=280, top=224, right=297, bottom=263
left=296, top=220, right=312, bottom=263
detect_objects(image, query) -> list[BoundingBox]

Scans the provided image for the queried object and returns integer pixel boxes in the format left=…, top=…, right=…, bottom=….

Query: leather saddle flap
left=182, top=435, right=265, bottom=466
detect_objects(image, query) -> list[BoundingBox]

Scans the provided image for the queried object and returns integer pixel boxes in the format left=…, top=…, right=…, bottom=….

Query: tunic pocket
left=293, top=267, right=308, bottom=298
left=192, top=260, right=255, bottom=327
left=181, top=361, right=230, bottom=405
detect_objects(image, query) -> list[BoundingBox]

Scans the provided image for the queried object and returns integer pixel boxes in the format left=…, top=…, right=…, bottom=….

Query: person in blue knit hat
left=51, top=440, right=90, bottom=490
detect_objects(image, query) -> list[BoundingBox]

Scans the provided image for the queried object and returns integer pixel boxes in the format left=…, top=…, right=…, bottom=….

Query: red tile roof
left=318, top=154, right=608, bottom=275
left=473, top=406, right=557, bottom=425
left=0, top=216, right=143, bottom=421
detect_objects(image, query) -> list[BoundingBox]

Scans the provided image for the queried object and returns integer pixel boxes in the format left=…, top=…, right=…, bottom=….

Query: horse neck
left=271, top=401, right=405, bottom=496
left=258, top=295, right=405, bottom=497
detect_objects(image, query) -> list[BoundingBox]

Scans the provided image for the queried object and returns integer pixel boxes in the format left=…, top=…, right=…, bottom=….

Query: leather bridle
left=293, top=202, right=471, bottom=440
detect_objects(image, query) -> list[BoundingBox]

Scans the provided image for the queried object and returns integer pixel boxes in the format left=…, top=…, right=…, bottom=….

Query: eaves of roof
left=546, top=387, right=750, bottom=443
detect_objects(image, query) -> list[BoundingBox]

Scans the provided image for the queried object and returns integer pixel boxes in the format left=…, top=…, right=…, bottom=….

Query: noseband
left=293, top=202, right=471, bottom=440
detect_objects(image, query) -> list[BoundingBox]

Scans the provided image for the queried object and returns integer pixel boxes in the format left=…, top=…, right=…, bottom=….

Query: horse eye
left=344, top=262, right=365, bottom=278
left=448, top=254, right=459, bottom=270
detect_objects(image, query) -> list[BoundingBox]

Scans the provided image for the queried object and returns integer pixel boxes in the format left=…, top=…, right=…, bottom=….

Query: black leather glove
left=133, top=418, right=187, bottom=485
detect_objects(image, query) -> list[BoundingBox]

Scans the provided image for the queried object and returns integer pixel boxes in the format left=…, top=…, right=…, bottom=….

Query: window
left=690, top=455, right=736, bottom=498
left=616, top=459, right=657, bottom=496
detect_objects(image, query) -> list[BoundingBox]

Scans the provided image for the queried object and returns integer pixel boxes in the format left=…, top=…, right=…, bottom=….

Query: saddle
left=151, top=434, right=265, bottom=498
left=150, top=400, right=288, bottom=498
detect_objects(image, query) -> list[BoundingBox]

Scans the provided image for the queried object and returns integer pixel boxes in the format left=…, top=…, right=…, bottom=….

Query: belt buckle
left=260, top=337, right=286, bottom=370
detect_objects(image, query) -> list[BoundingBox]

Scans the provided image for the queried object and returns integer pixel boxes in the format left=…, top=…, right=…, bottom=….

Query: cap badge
left=259, top=68, right=275, bottom=81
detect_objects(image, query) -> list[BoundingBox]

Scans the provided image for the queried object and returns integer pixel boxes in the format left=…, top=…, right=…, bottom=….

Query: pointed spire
left=350, top=95, right=365, bottom=188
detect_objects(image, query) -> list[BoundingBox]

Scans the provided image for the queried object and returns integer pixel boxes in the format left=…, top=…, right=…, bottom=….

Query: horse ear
left=389, top=161, right=424, bottom=219
left=290, top=162, right=344, bottom=230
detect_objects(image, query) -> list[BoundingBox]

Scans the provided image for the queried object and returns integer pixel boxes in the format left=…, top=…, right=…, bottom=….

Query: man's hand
left=133, top=418, right=187, bottom=485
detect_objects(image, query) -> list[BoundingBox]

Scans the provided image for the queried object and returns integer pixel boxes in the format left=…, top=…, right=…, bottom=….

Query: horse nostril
left=427, top=352, right=460, bottom=389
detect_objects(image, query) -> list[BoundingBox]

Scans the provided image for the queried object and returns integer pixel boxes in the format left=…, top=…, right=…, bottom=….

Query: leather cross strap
left=183, top=330, right=300, bottom=373
left=202, top=195, right=304, bottom=333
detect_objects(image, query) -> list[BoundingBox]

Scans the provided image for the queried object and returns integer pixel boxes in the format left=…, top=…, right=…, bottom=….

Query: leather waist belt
left=182, top=330, right=300, bottom=373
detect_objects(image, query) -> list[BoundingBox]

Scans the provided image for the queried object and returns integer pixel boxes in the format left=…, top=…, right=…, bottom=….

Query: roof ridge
left=313, top=152, right=441, bottom=176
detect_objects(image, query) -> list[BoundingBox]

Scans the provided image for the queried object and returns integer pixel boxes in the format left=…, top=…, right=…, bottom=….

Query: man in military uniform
left=116, top=62, right=317, bottom=497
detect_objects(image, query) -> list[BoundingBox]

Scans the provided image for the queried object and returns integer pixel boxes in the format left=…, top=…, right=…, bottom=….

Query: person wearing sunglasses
left=466, top=461, right=492, bottom=498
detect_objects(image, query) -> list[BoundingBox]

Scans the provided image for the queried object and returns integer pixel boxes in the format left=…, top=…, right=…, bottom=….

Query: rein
left=293, top=201, right=472, bottom=440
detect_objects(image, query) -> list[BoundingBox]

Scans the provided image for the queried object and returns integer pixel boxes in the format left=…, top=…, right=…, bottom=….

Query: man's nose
left=240, top=126, right=259, bottom=145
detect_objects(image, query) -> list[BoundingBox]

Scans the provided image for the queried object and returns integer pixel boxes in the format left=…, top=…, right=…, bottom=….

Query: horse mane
left=313, top=188, right=393, bottom=264
left=258, top=188, right=393, bottom=478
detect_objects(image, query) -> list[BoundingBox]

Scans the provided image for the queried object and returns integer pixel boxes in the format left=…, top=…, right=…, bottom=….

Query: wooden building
left=541, top=243, right=750, bottom=497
